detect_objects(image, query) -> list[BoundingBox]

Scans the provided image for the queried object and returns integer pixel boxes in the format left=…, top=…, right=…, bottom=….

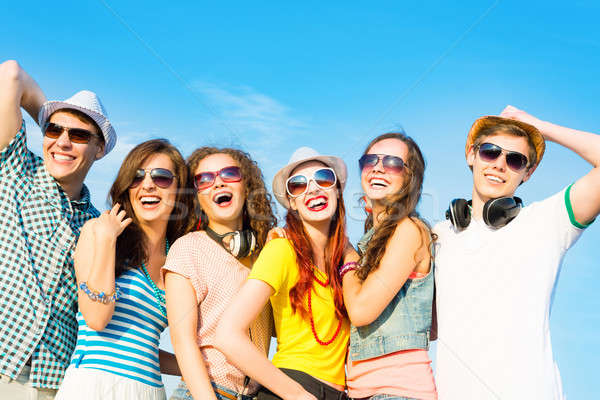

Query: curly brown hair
left=358, top=132, right=433, bottom=280
left=187, top=147, right=277, bottom=252
left=109, top=139, right=194, bottom=276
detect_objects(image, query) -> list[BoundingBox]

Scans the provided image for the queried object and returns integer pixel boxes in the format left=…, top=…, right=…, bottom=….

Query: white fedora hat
left=273, top=146, right=347, bottom=209
left=38, top=90, right=117, bottom=157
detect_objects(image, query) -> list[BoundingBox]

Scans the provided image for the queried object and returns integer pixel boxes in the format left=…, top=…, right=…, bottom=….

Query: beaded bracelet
left=339, top=261, right=359, bottom=280
left=79, top=281, right=121, bottom=304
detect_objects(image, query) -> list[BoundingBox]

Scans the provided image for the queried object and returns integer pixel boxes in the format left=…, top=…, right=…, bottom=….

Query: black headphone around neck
left=205, top=226, right=257, bottom=259
left=446, top=196, right=523, bottom=231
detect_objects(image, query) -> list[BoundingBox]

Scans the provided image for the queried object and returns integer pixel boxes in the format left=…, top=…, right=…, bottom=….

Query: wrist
left=537, top=120, right=558, bottom=140
left=339, top=261, right=359, bottom=281
left=96, top=232, right=118, bottom=247
left=290, top=383, right=310, bottom=400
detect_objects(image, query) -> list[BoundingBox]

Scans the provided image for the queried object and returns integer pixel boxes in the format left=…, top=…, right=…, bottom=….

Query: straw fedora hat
left=465, top=116, right=545, bottom=167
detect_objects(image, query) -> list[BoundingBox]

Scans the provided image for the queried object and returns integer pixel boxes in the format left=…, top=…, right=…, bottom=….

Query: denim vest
left=349, top=227, right=434, bottom=361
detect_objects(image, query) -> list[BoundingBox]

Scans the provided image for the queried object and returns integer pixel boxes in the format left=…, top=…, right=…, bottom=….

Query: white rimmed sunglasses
left=285, top=167, right=337, bottom=197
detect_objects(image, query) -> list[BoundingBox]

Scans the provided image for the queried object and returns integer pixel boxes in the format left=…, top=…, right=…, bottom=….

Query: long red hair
left=285, top=188, right=348, bottom=321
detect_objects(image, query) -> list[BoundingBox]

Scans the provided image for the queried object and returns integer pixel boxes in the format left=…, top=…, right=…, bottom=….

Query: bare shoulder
left=390, top=216, right=425, bottom=242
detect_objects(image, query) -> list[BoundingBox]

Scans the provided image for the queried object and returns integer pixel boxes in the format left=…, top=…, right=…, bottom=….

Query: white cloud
left=190, top=81, right=307, bottom=148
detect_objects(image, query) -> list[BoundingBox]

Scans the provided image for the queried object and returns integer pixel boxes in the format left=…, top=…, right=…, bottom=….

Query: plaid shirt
left=0, top=122, right=100, bottom=389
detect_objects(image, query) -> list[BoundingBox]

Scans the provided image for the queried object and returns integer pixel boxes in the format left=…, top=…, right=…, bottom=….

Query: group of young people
left=0, top=59, right=598, bottom=400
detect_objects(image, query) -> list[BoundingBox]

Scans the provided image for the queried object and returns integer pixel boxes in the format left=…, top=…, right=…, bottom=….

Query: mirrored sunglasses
left=286, top=167, right=337, bottom=197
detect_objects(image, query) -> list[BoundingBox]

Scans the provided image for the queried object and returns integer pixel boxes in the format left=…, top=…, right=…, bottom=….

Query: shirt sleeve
left=532, top=186, right=590, bottom=252
left=248, top=238, right=295, bottom=296
left=162, top=234, right=208, bottom=304
left=0, top=120, right=32, bottom=176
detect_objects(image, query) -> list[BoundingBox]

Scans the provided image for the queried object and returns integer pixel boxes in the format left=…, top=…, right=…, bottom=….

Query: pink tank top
left=346, top=272, right=438, bottom=400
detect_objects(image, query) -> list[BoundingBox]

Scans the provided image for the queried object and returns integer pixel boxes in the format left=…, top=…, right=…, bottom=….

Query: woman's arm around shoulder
left=343, top=217, right=431, bottom=327
left=215, top=278, right=316, bottom=400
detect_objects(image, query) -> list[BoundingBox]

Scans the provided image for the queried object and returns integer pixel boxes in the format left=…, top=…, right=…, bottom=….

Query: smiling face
left=288, top=161, right=339, bottom=224
left=195, top=153, right=246, bottom=232
left=42, top=111, right=105, bottom=190
left=468, top=132, right=534, bottom=204
left=128, top=153, right=177, bottom=226
left=361, top=138, right=409, bottom=208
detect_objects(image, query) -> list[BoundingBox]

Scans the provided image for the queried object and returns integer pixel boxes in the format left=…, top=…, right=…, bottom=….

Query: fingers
left=108, top=203, right=129, bottom=222
left=266, top=227, right=287, bottom=242
left=110, top=203, right=121, bottom=215
left=500, top=106, right=515, bottom=118
left=116, top=209, right=127, bottom=221
left=121, top=217, right=133, bottom=229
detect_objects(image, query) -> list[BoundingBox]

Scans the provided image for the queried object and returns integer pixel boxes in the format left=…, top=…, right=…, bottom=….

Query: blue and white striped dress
left=56, top=268, right=168, bottom=399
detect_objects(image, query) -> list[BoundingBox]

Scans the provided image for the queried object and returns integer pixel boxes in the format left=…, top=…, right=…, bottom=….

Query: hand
left=500, top=105, right=549, bottom=135
left=266, top=227, right=287, bottom=242
left=93, top=203, right=132, bottom=241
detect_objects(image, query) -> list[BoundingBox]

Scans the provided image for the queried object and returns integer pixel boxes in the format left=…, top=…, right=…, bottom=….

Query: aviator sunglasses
left=43, top=122, right=97, bottom=144
left=286, top=167, right=337, bottom=197
left=194, top=166, right=242, bottom=191
left=359, top=153, right=407, bottom=174
left=130, top=168, right=176, bottom=189
left=476, top=142, right=529, bottom=172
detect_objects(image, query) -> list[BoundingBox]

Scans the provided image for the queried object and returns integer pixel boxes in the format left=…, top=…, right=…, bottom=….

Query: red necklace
left=308, top=270, right=342, bottom=346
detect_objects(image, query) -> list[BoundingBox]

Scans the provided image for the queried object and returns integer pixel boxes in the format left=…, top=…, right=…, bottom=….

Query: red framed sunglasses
left=194, top=166, right=242, bottom=191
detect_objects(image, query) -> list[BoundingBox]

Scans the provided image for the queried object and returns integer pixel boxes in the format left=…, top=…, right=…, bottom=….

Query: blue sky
left=4, top=1, right=599, bottom=397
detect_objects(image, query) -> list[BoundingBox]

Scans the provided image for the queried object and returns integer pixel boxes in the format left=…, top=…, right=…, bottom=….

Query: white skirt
left=56, top=365, right=167, bottom=400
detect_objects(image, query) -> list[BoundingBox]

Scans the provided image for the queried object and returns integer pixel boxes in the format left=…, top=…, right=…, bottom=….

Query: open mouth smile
left=305, top=195, right=328, bottom=212
left=484, top=173, right=506, bottom=184
left=213, top=191, right=233, bottom=208
left=140, top=195, right=161, bottom=209
left=51, top=152, right=76, bottom=163
left=369, top=176, right=389, bottom=190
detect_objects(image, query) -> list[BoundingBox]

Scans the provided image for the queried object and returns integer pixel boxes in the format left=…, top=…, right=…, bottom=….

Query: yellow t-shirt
left=248, top=238, right=350, bottom=386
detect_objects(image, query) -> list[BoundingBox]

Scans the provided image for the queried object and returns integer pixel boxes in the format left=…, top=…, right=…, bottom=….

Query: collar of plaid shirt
left=0, top=122, right=100, bottom=389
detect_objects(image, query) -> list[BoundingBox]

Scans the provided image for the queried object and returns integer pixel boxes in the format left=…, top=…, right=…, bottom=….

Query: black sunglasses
left=130, top=168, right=176, bottom=189
left=477, top=143, right=529, bottom=172
left=359, top=153, right=407, bottom=174
left=43, top=122, right=97, bottom=144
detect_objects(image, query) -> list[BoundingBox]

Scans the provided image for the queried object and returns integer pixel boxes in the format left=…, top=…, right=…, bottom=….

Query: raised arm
left=501, top=105, right=600, bottom=224
left=165, top=271, right=218, bottom=400
left=215, top=280, right=316, bottom=400
left=74, top=204, right=132, bottom=331
left=343, top=218, right=431, bottom=327
left=0, top=60, right=46, bottom=150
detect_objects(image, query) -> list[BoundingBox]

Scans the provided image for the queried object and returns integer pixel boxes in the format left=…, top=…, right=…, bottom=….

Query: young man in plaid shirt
left=0, top=60, right=117, bottom=399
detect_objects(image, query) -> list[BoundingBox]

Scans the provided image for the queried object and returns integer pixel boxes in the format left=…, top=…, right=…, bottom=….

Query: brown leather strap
left=214, top=387, right=238, bottom=400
